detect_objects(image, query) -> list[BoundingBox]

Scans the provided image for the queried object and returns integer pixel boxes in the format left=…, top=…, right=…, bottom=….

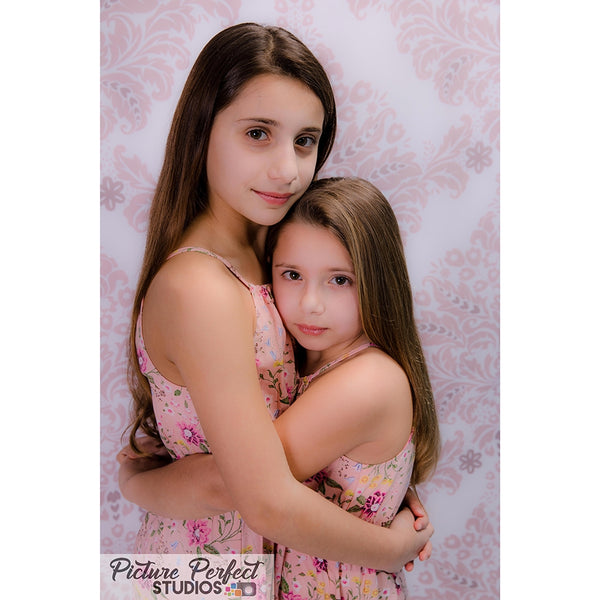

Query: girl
left=122, top=22, right=431, bottom=571
left=266, top=176, right=441, bottom=599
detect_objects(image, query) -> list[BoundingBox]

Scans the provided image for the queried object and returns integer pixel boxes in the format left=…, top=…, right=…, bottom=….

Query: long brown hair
left=266, top=177, right=440, bottom=484
left=126, top=23, right=337, bottom=451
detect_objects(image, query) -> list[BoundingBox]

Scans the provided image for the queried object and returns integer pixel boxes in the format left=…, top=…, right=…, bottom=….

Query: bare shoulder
left=331, top=348, right=410, bottom=406
left=144, top=251, right=255, bottom=333
left=307, top=348, right=412, bottom=423
left=148, top=251, right=245, bottom=303
left=142, top=251, right=255, bottom=378
left=340, top=349, right=413, bottom=461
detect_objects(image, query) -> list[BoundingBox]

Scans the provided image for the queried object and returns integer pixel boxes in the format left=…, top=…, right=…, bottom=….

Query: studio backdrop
left=100, top=2, right=500, bottom=599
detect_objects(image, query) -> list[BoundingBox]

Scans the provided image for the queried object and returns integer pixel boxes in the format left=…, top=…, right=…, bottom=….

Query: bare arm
left=118, top=446, right=431, bottom=568
left=119, top=448, right=232, bottom=518
left=120, top=350, right=415, bottom=516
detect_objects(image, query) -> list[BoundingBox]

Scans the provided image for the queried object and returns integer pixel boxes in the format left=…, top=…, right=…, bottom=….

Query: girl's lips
left=296, top=324, right=327, bottom=336
left=254, top=190, right=293, bottom=206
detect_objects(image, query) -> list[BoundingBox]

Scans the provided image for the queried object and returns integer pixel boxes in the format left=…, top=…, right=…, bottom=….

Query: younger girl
left=122, top=22, right=431, bottom=572
left=266, top=176, right=441, bottom=600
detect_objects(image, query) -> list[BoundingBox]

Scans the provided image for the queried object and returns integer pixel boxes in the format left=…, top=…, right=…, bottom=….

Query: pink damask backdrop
left=100, top=1, right=499, bottom=598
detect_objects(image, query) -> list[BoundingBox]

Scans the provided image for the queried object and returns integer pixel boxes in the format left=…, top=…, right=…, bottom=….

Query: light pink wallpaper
left=100, top=1, right=500, bottom=598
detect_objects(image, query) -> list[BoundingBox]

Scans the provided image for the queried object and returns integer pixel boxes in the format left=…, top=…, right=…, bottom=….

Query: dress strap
left=166, top=247, right=251, bottom=290
left=302, top=342, right=378, bottom=386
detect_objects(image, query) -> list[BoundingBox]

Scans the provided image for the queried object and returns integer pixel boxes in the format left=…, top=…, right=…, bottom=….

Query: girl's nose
left=267, top=143, right=299, bottom=184
left=300, top=286, right=325, bottom=314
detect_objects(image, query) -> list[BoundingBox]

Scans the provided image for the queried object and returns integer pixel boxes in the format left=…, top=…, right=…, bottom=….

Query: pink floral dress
left=275, top=343, right=416, bottom=600
left=134, top=247, right=296, bottom=554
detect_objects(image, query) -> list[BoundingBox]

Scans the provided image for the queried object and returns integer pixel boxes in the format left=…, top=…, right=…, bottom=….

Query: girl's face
left=272, top=221, right=368, bottom=362
left=206, top=74, right=325, bottom=227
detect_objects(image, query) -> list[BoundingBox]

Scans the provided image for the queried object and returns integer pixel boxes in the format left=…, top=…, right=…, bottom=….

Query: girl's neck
left=302, top=333, right=372, bottom=376
left=180, top=212, right=268, bottom=283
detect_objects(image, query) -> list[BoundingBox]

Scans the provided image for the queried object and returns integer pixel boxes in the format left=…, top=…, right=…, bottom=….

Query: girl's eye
left=282, top=270, right=301, bottom=281
left=247, top=129, right=268, bottom=141
left=296, top=135, right=317, bottom=148
left=331, top=276, right=351, bottom=286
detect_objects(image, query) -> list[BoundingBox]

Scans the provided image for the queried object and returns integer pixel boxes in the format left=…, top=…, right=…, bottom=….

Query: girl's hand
left=403, top=539, right=433, bottom=572
left=117, top=437, right=171, bottom=500
left=399, top=488, right=433, bottom=570
left=402, top=487, right=430, bottom=532
left=116, top=435, right=169, bottom=463
left=388, top=506, right=434, bottom=572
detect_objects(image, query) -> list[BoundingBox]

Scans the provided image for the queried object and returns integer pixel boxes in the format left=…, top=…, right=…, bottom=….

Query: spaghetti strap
left=302, top=342, right=378, bottom=387
left=166, top=246, right=252, bottom=289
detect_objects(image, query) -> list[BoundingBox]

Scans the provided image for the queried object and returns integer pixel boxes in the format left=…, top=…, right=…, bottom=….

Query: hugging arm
left=118, top=449, right=432, bottom=567
left=118, top=442, right=233, bottom=518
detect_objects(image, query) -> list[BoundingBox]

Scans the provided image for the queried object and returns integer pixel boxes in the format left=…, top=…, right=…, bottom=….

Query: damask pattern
left=100, top=1, right=500, bottom=598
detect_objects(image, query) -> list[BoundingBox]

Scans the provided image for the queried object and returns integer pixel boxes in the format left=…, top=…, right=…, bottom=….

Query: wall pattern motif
left=100, top=1, right=500, bottom=598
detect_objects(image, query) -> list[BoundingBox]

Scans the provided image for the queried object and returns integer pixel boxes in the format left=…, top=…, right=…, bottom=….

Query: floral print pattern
left=187, top=519, right=211, bottom=547
left=465, top=141, right=493, bottom=174
left=134, top=248, right=296, bottom=555
left=363, top=490, right=386, bottom=519
left=100, top=176, right=125, bottom=209
left=178, top=422, right=205, bottom=448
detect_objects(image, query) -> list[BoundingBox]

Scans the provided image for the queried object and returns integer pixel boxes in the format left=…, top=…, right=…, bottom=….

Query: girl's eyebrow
left=237, top=117, right=278, bottom=125
left=274, top=261, right=354, bottom=273
left=237, top=117, right=322, bottom=133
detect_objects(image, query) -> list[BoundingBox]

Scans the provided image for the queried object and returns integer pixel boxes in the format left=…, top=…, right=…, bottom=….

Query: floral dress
left=275, top=343, right=416, bottom=600
left=134, top=248, right=296, bottom=555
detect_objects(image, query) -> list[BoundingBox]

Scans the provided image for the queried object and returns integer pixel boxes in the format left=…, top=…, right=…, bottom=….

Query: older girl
left=121, top=22, right=431, bottom=571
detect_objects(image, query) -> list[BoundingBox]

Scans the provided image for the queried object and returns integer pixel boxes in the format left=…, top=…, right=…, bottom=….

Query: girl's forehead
left=274, top=221, right=352, bottom=267
left=232, top=74, right=322, bottom=112
left=216, top=74, right=325, bottom=139
left=240, top=72, right=309, bottom=93
left=277, top=220, right=328, bottom=241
